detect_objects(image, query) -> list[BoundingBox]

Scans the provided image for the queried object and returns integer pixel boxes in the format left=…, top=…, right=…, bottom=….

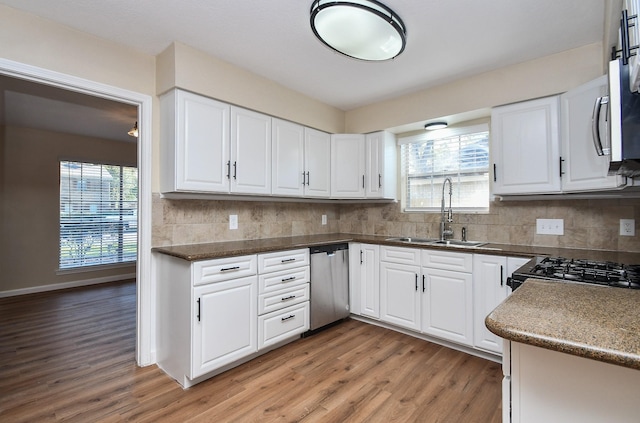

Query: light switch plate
left=536, top=218, right=564, bottom=235
left=229, top=214, right=238, bottom=230
left=620, top=219, right=635, bottom=236
left=322, top=215, right=327, bottom=225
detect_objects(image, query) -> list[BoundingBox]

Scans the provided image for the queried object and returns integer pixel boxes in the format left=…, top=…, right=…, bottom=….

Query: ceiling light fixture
left=128, top=121, right=138, bottom=138
left=310, top=0, right=407, bottom=61
left=424, top=122, right=448, bottom=131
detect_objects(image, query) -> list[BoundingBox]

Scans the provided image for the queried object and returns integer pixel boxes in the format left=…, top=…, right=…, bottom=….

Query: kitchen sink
left=385, top=237, right=438, bottom=244
left=429, top=239, right=488, bottom=248
left=386, top=237, right=488, bottom=248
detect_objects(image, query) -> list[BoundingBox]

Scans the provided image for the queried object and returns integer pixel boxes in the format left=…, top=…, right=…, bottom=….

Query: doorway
left=0, top=58, right=153, bottom=366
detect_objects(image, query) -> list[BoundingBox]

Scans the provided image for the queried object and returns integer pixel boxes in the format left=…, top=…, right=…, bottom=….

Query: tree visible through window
left=400, top=125, right=490, bottom=211
left=59, top=161, right=138, bottom=269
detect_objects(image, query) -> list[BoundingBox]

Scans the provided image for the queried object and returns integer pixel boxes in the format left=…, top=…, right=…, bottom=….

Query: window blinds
left=59, top=161, right=138, bottom=269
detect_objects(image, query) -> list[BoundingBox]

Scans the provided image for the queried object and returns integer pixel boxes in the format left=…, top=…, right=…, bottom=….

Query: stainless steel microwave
left=602, top=59, right=640, bottom=176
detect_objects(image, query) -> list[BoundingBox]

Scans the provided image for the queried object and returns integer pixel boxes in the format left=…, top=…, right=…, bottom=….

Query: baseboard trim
left=0, top=273, right=136, bottom=298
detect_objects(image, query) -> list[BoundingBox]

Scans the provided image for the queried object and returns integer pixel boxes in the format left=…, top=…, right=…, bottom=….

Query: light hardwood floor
left=0, top=280, right=502, bottom=422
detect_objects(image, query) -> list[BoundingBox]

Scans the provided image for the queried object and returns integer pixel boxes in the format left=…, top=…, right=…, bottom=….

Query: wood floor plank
left=0, top=280, right=502, bottom=422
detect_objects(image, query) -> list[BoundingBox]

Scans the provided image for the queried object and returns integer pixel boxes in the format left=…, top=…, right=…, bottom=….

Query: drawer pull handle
left=281, top=258, right=296, bottom=263
left=281, top=314, right=295, bottom=322
left=281, top=295, right=296, bottom=301
left=282, top=276, right=297, bottom=282
left=221, top=266, right=240, bottom=272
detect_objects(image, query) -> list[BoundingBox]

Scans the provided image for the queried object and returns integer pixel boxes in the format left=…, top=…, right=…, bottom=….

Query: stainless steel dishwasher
left=309, top=243, right=350, bottom=331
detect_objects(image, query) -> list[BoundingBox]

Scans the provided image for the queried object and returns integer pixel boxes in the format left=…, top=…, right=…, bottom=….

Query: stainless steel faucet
left=440, top=177, right=454, bottom=241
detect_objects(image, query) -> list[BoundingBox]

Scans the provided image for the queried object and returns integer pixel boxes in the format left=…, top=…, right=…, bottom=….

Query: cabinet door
left=422, top=268, right=473, bottom=346
left=560, top=76, right=626, bottom=192
left=473, top=254, right=508, bottom=353
left=360, top=244, right=380, bottom=319
left=272, top=118, right=305, bottom=196
left=348, top=243, right=362, bottom=315
left=380, top=261, right=421, bottom=331
left=365, top=131, right=397, bottom=199
left=162, top=90, right=230, bottom=193
left=230, top=106, right=272, bottom=195
left=491, top=96, right=561, bottom=195
left=331, top=134, right=365, bottom=198
left=191, top=276, right=257, bottom=378
left=304, top=128, right=332, bottom=198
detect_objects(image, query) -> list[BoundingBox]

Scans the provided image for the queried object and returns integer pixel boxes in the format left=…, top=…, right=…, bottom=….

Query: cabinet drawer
left=258, top=249, right=309, bottom=273
left=259, top=266, right=310, bottom=293
left=258, top=283, right=309, bottom=315
left=258, top=302, right=309, bottom=349
left=380, top=246, right=420, bottom=265
left=193, top=255, right=257, bottom=286
left=422, top=250, right=472, bottom=273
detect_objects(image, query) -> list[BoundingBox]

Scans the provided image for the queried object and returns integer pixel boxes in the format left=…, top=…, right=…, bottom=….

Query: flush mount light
left=128, top=121, right=138, bottom=138
left=310, top=0, right=407, bottom=61
left=424, top=122, right=448, bottom=131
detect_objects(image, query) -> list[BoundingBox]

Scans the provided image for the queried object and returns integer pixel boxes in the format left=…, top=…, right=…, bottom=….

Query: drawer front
left=258, top=284, right=309, bottom=315
left=380, top=246, right=420, bottom=265
left=193, top=255, right=257, bottom=286
left=422, top=250, right=472, bottom=272
left=258, top=249, right=309, bottom=274
left=259, top=266, right=310, bottom=293
left=258, top=302, right=309, bottom=349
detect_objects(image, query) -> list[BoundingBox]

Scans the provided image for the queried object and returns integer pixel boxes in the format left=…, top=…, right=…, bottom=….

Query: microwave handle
left=591, top=95, right=610, bottom=156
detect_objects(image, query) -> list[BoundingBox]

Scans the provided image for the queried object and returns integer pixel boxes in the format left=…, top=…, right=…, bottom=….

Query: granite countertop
left=486, top=279, right=640, bottom=370
left=152, top=233, right=640, bottom=264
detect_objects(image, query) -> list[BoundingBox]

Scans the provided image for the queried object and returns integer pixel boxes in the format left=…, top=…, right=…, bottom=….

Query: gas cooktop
left=508, top=256, right=640, bottom=290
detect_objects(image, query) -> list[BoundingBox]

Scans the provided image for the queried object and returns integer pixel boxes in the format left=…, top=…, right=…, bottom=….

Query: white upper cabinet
left=230, top=106, right=272, bottom=195
left=160, top=89, right=231, bottom=193
left=365, top=131, right=397, bottom=200
left=271, top=121, right=331, bottom=198
left=271, top=118, right=305, bottom=197
left=304, top=128, right=332, bottom=198
left=331, top=134, right=366, bottom=198
left=491, top=95, right=562, bottom=195
left=560, top=76, right=626, bottom=191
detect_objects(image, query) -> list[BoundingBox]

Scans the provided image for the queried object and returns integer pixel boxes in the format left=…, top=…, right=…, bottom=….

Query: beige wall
left=1, top=126, right=138, bottom=292
left=345, top=43, right=604, bottom=133
left=156, top=42, right=345, bottom=134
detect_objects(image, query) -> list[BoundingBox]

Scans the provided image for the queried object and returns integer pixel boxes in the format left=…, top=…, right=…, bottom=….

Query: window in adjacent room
left=399, top=124, right=490, bottom=212
left=59, top=161, right=138, bottom=270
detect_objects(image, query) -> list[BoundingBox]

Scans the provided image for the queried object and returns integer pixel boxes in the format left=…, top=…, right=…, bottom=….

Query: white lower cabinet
left=378, top=247, right=473, bottom=347
left=192, top=276, right=258, bottom=377
left=156, top=253, right=259, bottom=388
left=258, top=302, right=309, bottom=349
left=380, top=247, right=421, bottom=331
left=422, top=265, right=474, bottom=346
left=256, top=249, right=310, bottom=350
left=359, top=244, right=380, bottom=319
left=473, top=255, right=530, bottom=354
left=156, top=248, right=309, bottom=388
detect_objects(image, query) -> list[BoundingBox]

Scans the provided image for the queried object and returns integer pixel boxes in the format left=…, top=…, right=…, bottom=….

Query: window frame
left=398, top=123, right=490, bottom=213
left=58, top=160, right=138, bottom=271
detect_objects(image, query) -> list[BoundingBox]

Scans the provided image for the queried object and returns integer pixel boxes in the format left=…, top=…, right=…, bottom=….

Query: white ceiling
left=0, top=0, right=609, bottom=112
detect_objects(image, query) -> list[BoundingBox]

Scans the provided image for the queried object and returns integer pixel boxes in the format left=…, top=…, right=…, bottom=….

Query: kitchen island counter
left=486, top=279, right=640, bottom=370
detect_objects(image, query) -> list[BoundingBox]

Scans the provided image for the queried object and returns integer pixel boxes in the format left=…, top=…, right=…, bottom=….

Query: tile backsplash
left=152, top=194, right=640, bottom=252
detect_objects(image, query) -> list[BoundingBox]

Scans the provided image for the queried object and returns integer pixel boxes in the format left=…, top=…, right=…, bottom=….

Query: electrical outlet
left=536, top=218, right=564, bottom=235
left=229, top=214, right=238, bottom=230
left=620, top=219, right=635, bottom=236
left=322, top=215, right=327, bottom=225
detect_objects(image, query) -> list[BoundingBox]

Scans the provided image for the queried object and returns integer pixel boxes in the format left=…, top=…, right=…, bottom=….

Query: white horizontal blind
left=59, top=161, right=138, bottom=269
left=400, top=128, right=489, bottom=211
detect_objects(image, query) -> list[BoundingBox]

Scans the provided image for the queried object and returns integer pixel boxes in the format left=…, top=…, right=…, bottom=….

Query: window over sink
left=399, top=124, right=490, bottom=212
